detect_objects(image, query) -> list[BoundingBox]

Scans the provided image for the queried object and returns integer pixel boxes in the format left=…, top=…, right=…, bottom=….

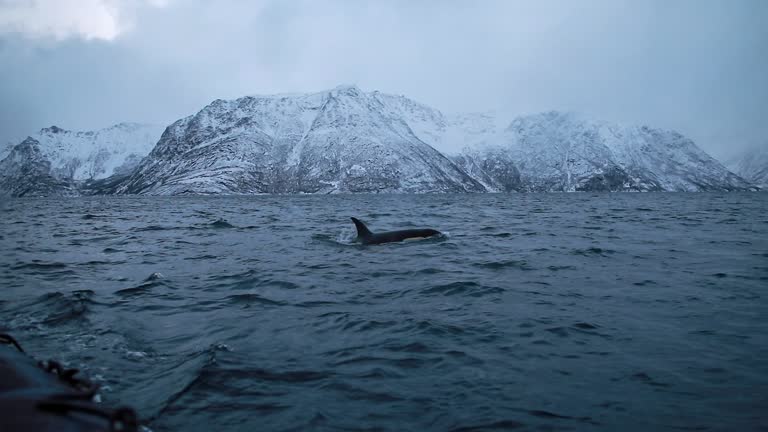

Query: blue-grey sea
left=1, top=193, right=766, bottom=431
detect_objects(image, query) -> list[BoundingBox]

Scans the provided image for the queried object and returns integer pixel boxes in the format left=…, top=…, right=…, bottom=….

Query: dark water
left=1, top=193, right=767, bottom=431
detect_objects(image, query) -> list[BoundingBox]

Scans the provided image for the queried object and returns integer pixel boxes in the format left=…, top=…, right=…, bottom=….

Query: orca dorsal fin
left=351, top=217, right=373, bottom=238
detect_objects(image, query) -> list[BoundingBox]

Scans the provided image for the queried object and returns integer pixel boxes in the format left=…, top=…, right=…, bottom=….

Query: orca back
left=350, top=217, right=441, bottom=245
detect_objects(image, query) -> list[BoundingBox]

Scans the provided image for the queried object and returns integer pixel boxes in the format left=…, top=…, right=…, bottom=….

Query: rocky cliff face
left=455, top=112, right=754, bottom=192
left=117, top=85, right=485, bottom=195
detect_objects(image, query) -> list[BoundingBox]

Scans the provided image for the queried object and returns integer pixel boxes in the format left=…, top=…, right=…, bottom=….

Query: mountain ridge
left=0, top=86, right=758, bottom=197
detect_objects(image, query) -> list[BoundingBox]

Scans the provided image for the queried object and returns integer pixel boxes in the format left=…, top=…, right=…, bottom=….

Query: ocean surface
left=1, top=193, right=766, bottom=431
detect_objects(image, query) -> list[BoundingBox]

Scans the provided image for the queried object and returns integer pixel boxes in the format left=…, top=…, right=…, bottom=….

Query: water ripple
left=1, top=193, right=766, bottom=432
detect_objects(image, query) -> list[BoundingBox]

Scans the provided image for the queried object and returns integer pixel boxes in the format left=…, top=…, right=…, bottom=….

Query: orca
left=351, top=217, right=441, bottom=245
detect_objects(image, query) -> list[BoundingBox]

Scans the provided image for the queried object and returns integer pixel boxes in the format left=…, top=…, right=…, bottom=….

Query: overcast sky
left=0, top=0, right=766, bottom=159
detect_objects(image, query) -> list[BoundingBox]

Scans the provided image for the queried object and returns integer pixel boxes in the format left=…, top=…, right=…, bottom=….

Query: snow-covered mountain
left=2, top=86, right=755, bottom=197
left=724, top=145, right=768, bottom=189
left=29, top=123, right=164, bottom=180
left=454, top=111, right=754, bottom=192
left=0, top=123, right=163, bottom=197
left=117, top=85, right=484, bottom=195
left=0, top=138, right=76, bottom=197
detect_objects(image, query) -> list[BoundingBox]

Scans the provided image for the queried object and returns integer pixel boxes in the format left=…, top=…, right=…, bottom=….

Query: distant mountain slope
left=0, top=123, right=163, bottom=197
left=0, top=138, right=76, bottom=197
left=117, top=85, right=485, bottom=195
left=29, top=123, right=164, bottom=180
left=456, top=111, right=754, bottom=192
left=725, top=145, right=768, bottom=189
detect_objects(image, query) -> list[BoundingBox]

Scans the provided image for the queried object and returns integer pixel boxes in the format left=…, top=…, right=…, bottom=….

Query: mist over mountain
left=724, top=145, right=768, bottom=189
left=453, top=112, right=754, bottom=192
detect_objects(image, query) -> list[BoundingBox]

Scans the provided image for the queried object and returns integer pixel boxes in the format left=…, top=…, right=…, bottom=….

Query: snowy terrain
left=0, top=137, right=76, bottom=197
left=454, top=112, right=754, bottom=192
left=30, top=123, right=164, bottom=180
left=0, top=123, right=163, bottom=196
left=372, top=92, right=513, bottom=153
left=724, top=145, right=768, bottom=189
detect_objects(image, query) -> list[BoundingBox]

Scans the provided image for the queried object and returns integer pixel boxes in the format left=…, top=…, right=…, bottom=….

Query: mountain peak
left=116, top=85, right=485, bottom=195
left=41, top=125, right=66, bottom=134
left=329, top=84, right=362, bottom=97
left=109, top=122, right=147, bottom=130
left=20, top=136, right=41, bottom=146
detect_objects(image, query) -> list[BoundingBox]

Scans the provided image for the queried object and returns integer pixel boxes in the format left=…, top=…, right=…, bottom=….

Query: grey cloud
left=1, top=0, right=766, bottom=159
